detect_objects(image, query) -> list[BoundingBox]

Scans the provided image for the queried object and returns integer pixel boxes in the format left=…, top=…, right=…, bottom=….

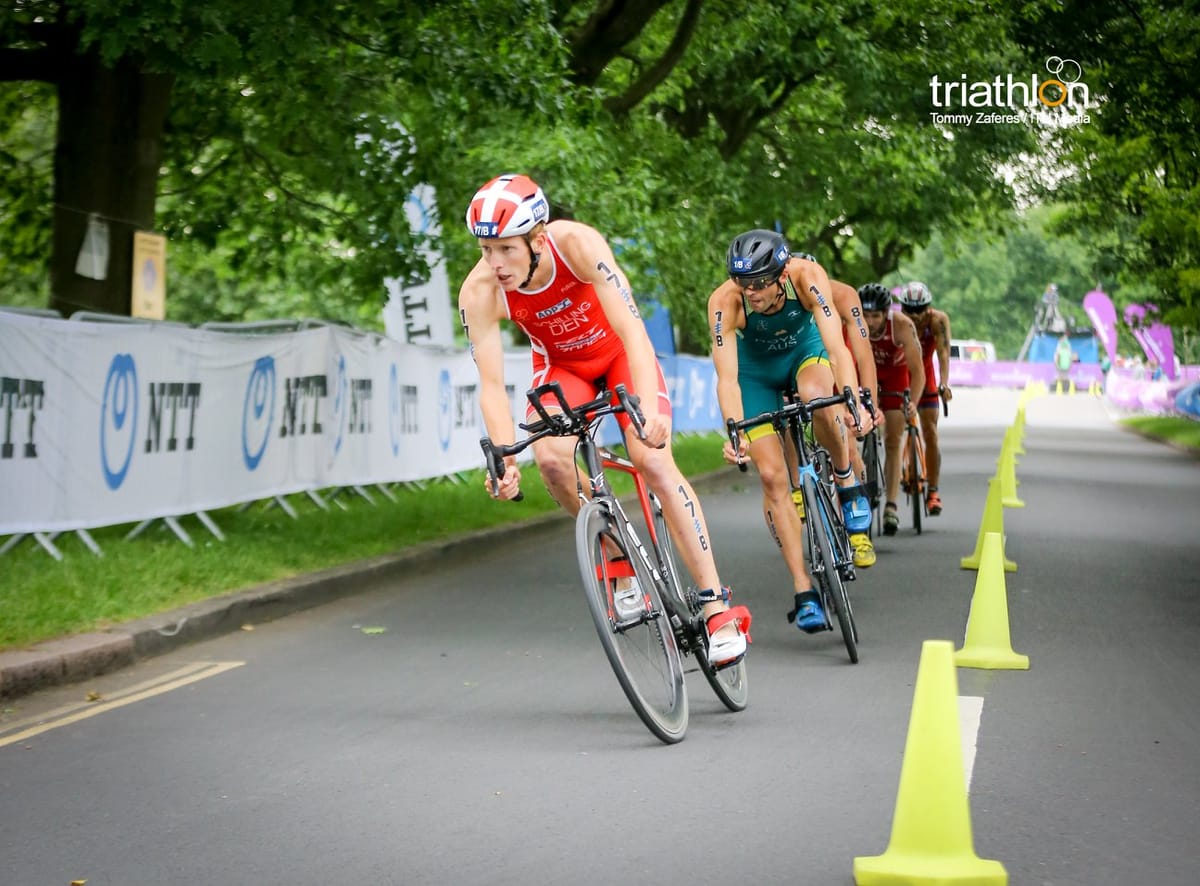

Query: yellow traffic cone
left=1006, top=421, right=1025, bottom=457
left=961, top=478, right=1016, bottom=572
left=955, top=533, right=1029, bottom=670
left=998, top=441, right=1024, bottom=509
left=854, top=640, right=1008, bottom=885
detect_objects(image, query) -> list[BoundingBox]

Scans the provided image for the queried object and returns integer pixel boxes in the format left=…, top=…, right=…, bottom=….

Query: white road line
left=959, top=695, right=984, bottom=791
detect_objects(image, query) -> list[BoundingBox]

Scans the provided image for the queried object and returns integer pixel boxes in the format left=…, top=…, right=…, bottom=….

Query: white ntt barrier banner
left=0, top=312, right=537, bottom=535
left=1, top=312, right=725, bottom=537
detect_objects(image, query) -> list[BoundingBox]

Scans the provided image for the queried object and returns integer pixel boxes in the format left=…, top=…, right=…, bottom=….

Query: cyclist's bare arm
left=895, top=313, right=926, bottom=417
left=554, top=220, right=667, bottom=445
left=793, top=262, right=860, bottom=428
left=459, top=267, right=521, bottom=496
left=708, top=283, right=748, bottom=463
left=933, top=308, right=952, bottom=400
left=833, top=279, right=878, bottom=427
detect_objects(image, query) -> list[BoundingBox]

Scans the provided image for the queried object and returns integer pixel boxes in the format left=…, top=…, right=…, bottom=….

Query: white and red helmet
left=465, top=174, right=550, bottom=239
left=899, top=281, right=932, bottom=308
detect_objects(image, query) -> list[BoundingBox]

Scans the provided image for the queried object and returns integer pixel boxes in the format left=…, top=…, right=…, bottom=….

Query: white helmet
left=899, top=281, right=932, bottom=308
left=465, top=174, right=549, bottom=239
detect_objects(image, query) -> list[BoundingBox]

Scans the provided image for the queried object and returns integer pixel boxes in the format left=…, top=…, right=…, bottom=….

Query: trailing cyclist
left=709, top=229, right=870, bottom=637
left=857, top=283, right=926, bottom=535
left=898, top=281, right=953, bottom=515
left=794, top=253, right=878, bottom=568
left=458, top=173, right=750, bottom=667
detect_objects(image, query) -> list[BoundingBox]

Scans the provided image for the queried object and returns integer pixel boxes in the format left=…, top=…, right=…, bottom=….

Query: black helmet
left=727, top=229, right=790, bottom=286
left=857, top=282, right=893, bottom=312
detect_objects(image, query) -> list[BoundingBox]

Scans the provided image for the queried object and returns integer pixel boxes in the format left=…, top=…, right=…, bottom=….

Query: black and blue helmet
left=727, top=229, right=790, bottom=287
left=857, top=282, right=893, bottom=312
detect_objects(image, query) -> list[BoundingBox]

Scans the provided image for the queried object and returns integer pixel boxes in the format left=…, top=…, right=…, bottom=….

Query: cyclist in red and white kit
left=857, top=283, right=926, bottom=535
left=457, top=173, right=750, bottom=666
left=898, top=281, right=952, bottom=515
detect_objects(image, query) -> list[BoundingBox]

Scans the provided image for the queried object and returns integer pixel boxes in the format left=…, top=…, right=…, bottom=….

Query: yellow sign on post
left=131, top=231, right=167, bottom=320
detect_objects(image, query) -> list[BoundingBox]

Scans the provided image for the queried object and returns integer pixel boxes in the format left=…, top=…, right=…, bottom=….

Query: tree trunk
left=49, top=52, right=173, bottom=317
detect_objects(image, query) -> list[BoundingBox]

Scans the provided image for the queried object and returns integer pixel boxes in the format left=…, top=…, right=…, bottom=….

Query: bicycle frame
left=727, top=387, right=861, bottom=662
left=480, top=380, right=749, bottom=740
left=882, top=388, right=928, bottom=533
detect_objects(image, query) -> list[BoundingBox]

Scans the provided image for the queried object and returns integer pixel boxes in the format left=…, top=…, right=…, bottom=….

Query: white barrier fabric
left=0, top=309, right=729, bottom=530
left=0, top=313, right=534, bottom=534
left=1, top=313, right=725, bottom=536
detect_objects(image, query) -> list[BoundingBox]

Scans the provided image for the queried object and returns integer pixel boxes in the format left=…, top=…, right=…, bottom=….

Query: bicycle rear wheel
left=576, top=500, right=688, bottom=743
left=808, top=479, right=859, bottom=664
left=651, top=502, right=748, bottom=712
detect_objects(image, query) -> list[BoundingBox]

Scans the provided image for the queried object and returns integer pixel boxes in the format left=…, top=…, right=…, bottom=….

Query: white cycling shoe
left=699, top=587, right=752, bottom=667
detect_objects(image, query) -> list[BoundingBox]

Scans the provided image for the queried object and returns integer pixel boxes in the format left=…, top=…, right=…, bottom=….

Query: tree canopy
left=1, top=0, right=1196, bottom=350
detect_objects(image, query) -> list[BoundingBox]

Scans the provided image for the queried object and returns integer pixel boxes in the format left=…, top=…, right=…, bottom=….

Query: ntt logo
left=929, top=57, right=1091, bottom=127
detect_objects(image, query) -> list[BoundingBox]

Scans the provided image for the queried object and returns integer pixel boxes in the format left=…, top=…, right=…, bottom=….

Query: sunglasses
left=901, top=304, right=929, bottom=315
left=735, top=275, right=779, bottom=292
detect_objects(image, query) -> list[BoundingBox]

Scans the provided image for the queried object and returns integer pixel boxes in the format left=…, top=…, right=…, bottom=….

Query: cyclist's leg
left=917, top=393, right=942, bottom=513
left=616, top=363, right=748, bottom=663
left=799, top=360, right=873, bottom=561
left=745, top=427, right=813, bottom=593
left=528, top=365, right=596, bottom=513
left=882, top=407, right=905, bottom=533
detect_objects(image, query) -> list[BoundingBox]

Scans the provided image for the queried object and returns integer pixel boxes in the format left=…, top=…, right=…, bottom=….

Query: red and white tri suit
left=502, top=231, right=670, bottom=429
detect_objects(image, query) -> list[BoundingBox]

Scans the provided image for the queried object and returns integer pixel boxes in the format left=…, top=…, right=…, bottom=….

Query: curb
left=0, top=468, right=740, bottom=701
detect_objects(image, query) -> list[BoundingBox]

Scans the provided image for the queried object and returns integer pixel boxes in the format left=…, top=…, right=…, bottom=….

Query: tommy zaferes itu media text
left=928, top=56, right=1092, bottom=127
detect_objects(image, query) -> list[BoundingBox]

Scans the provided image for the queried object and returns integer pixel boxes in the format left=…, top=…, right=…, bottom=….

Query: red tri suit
left=870, top=313, right=912, bottom=413
left=502, top=230, right=670, bottom=427
left=914, top=319, right=940, bottom=408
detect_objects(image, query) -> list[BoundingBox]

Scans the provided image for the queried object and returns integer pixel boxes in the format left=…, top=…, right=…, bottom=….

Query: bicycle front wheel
left=576, top=500, right=688, bottom=743
left=651, top=501, right=748, bottom=712
left=909, top=433, right=923, bottom=535
left=809, top=479, right=859, bottom=664
left=866, top=435, right=885, bottom=538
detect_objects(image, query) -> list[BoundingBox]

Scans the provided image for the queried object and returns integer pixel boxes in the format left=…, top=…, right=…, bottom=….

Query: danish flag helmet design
left=465, top=174, right=550, bottom=239
left=899, top=281, right=932, bottom=307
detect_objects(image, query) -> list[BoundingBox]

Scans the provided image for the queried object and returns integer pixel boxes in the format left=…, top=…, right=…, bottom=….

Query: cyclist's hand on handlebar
left=722, top=436, right=749, bottom=466
left=852, top=405, right=877, bottom=437
left=640, top=411, right=670, bottom=449
left=842, top=405, right=866, bottom=439
left=939, top=383, right=953, bottom=403
left=487, top=461, right=523, bottom=501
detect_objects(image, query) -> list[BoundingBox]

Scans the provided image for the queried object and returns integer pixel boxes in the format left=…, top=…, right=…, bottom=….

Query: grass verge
left=0, top=433, right=730, bottom=651
left=1121, top=415, right=1200, bottom=454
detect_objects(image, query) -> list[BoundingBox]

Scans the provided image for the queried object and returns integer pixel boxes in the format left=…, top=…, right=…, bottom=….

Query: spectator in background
left=1054, top=334, right=1073, bottom=388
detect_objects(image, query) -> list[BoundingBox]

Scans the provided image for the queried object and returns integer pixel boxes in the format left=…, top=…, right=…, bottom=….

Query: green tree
left=1015, top=0, right=1200, bottom=332
left=0, top=0, right=569, bottom=319
left=2, top=0, right=1068, bottom=353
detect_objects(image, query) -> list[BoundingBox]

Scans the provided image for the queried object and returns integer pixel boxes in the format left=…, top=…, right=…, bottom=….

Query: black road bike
left=481, top=382, right=748, bottom=744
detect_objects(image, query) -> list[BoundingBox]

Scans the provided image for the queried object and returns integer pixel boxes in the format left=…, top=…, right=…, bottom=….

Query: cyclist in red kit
left=898, top=281, right=952, bottom=515
left=857, top=283, right=925, bottom=535
left=458, top=174, right=749, bottom=666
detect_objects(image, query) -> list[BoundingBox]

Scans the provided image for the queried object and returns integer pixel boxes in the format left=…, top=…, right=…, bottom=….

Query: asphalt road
left=2, top=390, right=1198, bottom=886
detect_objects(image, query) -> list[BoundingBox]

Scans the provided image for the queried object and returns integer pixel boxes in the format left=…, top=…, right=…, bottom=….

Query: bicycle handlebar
left=880, top=387, right=949, bottom=418
left=726, top=386, right=860, bottom=472
left=859, top=387, right=876, bottom=420
left=479, top=381, right=649, bottom=499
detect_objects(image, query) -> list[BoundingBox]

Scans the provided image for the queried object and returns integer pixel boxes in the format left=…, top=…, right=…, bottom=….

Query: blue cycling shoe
left=839, top=484, right=872, bottom=533
left=787, top=590, right=827, bottom=634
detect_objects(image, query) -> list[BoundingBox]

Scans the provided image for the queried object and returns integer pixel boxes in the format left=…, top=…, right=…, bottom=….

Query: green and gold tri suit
left=737, top=278, right=829, bottom=433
